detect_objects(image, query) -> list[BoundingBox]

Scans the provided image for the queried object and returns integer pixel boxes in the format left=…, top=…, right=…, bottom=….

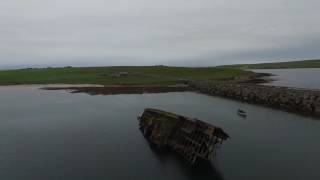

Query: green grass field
left=0, top=66, right=253, bottom=86
left=219, top=59, right=320, bottom=69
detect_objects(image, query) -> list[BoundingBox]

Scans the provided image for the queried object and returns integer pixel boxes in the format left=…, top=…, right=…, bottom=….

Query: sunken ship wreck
left=138, top=108, right=230, bottom=165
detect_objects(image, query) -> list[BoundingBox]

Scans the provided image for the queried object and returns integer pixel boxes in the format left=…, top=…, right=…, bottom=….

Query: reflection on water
left=0, top=86, right=320, bottom=180
left=252, top=68, right=320, bottom=89
left=149, top=149, right=224, bottom=180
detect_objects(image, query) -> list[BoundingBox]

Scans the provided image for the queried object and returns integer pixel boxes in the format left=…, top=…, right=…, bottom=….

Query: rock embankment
left=188, top=81, right=320, bottom=116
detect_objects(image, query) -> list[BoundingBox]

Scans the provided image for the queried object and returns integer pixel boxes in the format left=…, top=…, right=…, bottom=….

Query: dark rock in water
left=138, top=108, right=230, bottom=165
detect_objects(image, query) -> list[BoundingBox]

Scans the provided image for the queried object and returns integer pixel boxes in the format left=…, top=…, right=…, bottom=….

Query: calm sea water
left=252, top=68, right=320, bottom=89
left=0, top=86, right=320, bottom=180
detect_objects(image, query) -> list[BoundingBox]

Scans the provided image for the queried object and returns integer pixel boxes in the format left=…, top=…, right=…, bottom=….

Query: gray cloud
left=0, top=0, right=320, bottom=68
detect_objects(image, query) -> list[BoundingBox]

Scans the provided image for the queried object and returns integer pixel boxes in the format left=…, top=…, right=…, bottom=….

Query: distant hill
left=219, top=59, right=320, bottom=69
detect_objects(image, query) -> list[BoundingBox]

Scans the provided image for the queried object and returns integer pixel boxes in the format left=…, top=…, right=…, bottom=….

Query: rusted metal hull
left=138, top=108, right=230, bottom=165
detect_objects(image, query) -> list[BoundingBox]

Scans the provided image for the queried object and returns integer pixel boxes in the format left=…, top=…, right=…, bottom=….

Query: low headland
left=0, top=65, right=258, bottom=94
left=0, top=65, right=272, bottom=94
left=1, top=62, right=319, bottom=117
left=0, top=66, right=254, bottom=86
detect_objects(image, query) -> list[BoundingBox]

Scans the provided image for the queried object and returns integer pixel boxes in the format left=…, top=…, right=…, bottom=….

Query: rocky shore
left=188, top=81, right=320, bottom=116
left=42, top=85, right=190, bottom=95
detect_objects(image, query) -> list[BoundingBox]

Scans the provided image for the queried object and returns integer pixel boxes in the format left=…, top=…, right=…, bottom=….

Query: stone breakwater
left=188, top=81, right=320, bottom=116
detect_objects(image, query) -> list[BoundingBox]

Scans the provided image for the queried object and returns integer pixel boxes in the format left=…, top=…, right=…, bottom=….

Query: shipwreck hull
left=138, top=108, right=230, bottom=165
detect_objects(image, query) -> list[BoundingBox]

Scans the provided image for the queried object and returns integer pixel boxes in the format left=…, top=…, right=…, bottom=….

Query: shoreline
left=2, top=71, right=319, bottom=117
left=38, top=72, right=273, bottom=96
left=41, top=85, right=191, bottom=95
left=40, top=81, right=320, bottom=118
left=240, top=72, right=275, bottom=84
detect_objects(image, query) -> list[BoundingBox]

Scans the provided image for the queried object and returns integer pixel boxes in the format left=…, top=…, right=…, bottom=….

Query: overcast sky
left=1, top=0, right=320, bottom=68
